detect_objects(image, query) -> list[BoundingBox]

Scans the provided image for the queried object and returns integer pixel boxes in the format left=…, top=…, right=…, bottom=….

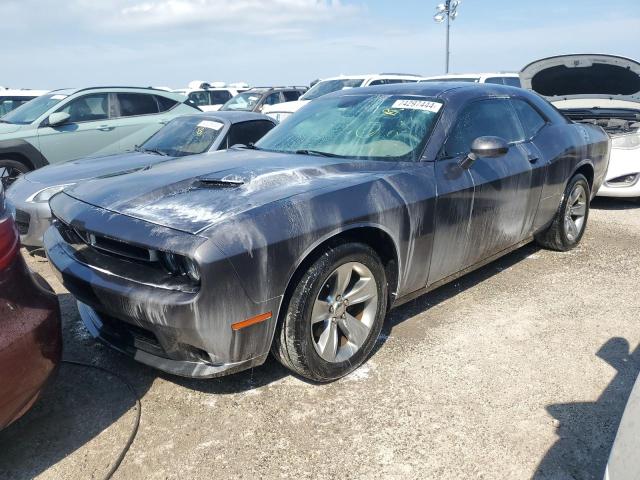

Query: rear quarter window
left=117, top=93, right=160, bottom=117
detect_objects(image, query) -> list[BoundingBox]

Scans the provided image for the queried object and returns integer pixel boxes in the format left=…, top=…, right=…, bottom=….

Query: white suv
left=174, top=81, right=250, bottom=112
left=0, top=88, right=48, bottom=117
left=262, top=73, right=423, bottom=122
left=420, top=72, right=521, bottom=87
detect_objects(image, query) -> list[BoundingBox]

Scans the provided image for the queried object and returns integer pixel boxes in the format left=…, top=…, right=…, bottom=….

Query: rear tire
left=0, top=159, right=30, bottom=188
left=272, top=243, right=388, bottom=382
left=535, top=174, right=590, bottom=251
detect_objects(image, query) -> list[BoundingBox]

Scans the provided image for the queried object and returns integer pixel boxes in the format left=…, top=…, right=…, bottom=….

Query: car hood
left=64, top=149, right=385, bottom=234
left=24, top=151, right=162, bottom=186
left=0, top=123, right=23, bottom=135
left=520, top=54, right=640, bottom=103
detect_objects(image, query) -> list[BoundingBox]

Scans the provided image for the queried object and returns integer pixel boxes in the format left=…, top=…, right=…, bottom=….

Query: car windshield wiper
left=294, top=149, right=342, bottom=158
left=135, top=145, right=169, bottom=156
left=231, top=143, right=261, bottom=150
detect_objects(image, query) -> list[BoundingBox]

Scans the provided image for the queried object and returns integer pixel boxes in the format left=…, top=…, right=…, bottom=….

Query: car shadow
left=0, top=289, right=293, bottom=479
left=533, top=338, right=640, bottom=480
left=591, top=197, right=639, bottom=211
left=374, top=241, right=541, bottom=353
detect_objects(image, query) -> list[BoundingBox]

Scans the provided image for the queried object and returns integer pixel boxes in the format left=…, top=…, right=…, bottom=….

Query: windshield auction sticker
left=197, top=120, right=224, bottom=131
left=391, top=100, right=442, bottom=113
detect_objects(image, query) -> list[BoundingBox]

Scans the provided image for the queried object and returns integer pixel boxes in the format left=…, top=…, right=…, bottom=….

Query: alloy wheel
left=311, top=262, right=379, bottom=363
left=564, top=183, right=587, bottom=242
left=0, top=165, right=23, bottom=189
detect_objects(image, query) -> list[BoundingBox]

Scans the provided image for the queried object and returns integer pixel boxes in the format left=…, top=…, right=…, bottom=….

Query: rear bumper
left=0, top=256, right=62, bottom=430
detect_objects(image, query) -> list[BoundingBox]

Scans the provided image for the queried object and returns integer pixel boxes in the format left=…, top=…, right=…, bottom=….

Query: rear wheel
left=535, top=173, right=590, bottom=251
left=272, top=243, right=388, bottom=382
left=0, top=159, right=29, bottom=188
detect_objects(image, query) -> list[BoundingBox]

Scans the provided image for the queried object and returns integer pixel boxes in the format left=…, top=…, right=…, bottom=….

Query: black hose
left=61, top=360, right=141, bottom=480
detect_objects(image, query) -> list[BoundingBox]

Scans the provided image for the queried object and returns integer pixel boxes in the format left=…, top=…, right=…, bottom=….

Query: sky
left=2, top=0, right=639, bottom=90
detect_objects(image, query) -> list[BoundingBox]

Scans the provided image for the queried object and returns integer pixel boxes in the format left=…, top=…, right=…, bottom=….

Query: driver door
left=428, top=97, right=538, bottom=283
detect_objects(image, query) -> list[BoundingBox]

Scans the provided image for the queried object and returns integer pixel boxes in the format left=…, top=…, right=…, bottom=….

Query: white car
left=521, top=54, right=640, bottom=199
left=0, top=88, right=48, bottom=117
left=262, top=73, right=423, bottom=122
left=174, top=81, right=249, bottom=112
left=419, top=72, right=521, bottom=87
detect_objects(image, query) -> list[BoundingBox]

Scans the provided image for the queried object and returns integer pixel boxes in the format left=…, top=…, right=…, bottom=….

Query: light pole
left=433, top=0, right=461, bottom=74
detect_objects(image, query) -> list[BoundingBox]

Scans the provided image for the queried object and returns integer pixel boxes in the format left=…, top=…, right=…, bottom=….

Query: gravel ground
left=1, top=197, right=638, bottom=480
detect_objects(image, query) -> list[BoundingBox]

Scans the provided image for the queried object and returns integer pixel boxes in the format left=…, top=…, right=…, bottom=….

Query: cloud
left=73, top=0, right=359, bottom=34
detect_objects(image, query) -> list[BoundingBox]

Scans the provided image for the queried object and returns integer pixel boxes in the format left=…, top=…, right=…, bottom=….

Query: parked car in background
left=0, top=89, right=48, bottom=117
left=262, top=74, right=423, bottom=122
left=0, top=185, right=61, bottom=430
left=44, top=83, right=608, bottom=383
left=220, top=86, right=307, bottom=114
left=7, top=111, right=276, bottom=248
left=174, top=81, right=250, bottom=112
left=521, top=54, right=640, bottom=200
left=0, top=86, right=200, bottom=187
left=420, top=72, right=521, bottom=87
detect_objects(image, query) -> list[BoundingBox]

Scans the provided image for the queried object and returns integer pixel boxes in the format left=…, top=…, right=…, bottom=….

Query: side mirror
left=47, top=112, right=71, bottom=127
left=459, top=136, right=509, bottom=169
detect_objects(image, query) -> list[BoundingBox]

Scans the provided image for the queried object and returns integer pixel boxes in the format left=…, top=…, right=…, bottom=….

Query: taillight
left=0, top=215, right=19, bottom=270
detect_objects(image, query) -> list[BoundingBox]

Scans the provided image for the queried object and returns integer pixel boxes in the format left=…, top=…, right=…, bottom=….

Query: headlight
left=28, top=184, right=75, bottom=203
left=159, top=252, right=201, bottom=283
left=611, top=132, right=640, bottom=150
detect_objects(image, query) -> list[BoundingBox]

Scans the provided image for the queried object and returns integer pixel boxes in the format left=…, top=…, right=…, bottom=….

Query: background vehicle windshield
left=257, top=94, right=443, bottom=161
left=221, top=91, right=262, bottom=111
left=1, top=94, right=67, bottom=124
left=301, top=79, right=364, bottom=101
left=142, top=116, right=224, bottom=156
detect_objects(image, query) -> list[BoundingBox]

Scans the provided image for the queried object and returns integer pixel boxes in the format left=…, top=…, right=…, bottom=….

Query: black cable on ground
left=61, top=359, right=142, bottom=480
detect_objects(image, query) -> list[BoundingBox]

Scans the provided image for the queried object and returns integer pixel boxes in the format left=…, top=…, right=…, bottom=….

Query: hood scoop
left=196, top=175, right=245, bottom=188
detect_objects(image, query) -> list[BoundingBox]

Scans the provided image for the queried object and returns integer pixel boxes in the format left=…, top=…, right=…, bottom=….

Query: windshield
left=142, top=116, right=225, bottom=156
left=220, top=91, right=263, bottom=111
left=1, top=93, right=67, bottom=124
left=301, top=79, right=364, bottom=101
left=256, top=94, right=443, bottom=161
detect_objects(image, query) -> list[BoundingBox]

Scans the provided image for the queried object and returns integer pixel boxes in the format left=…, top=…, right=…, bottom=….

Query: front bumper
left=44, top=200, right=281, bottom=378
left=597, top=147, right=640, bottom=198
left=5, top=179, right=54, bottom=248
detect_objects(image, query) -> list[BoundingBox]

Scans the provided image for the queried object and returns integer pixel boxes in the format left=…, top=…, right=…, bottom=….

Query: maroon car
left=0, top=186, right=61, bottom=430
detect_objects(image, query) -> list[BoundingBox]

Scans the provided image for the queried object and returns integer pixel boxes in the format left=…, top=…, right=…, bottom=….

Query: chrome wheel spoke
left=343, top=276, right=376, bottom=305
left=317, top=321, right=338, bottom=362
left=571, top=203, right=586, bottom=216
left=330, top=263, right=353, bottom=298
left=567, top=218, right=578, bottom=239
left=311, top=298, right=331, bottom=325
left=338, top=313, right=370, bottom=349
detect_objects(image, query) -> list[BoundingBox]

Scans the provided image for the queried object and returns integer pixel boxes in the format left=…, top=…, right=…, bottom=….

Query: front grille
left=99, top=311, right=169, bottom=359
left=15, top=209, right=30, bottom=235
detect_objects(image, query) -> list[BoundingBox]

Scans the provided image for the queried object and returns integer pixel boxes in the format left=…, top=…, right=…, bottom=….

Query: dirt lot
left=1, top=198, right=638, bottom=480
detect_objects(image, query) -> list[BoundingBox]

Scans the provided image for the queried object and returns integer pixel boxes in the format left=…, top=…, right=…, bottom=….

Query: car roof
left=423, top=72, right=519, bottom=80
left=321, top=81, right=525, bottom=101
left=321, top=73, right=424, bottom=81
left=0, top=89, right=49, bottom=97
left=174, top=111, right=276, bottom=125
left=47, top=86, right=186, bottom=101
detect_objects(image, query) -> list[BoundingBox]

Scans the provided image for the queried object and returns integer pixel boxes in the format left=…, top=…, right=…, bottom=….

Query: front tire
left=272, top=243, right=388, bottom=382
left=0, top=159, right=30, bottom=188
left=535, top=174, right=590, bottom=251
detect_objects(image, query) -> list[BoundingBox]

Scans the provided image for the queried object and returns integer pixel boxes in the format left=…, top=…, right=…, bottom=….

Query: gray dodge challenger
left=44, top=83, right=609, bottom=382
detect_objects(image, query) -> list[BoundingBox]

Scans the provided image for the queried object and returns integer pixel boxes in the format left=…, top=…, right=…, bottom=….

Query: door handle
left=98, top=125, right=115, bottom=131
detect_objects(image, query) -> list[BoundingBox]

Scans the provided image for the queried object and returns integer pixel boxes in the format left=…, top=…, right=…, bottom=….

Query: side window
left=282, top=90, right=301, bottom=102
left=225, top=120, right=276, bottom=148
left=209, top=90, right=232, bottom=104
left=58, top=94, right=110, bottom=123
left=155, top=95, right=178, bottom=112
left=264, top=92, right=282, bottom=106
left=188, top=91, right=210, bottom=107
left=511, top=98, right=547, bottom=139
left=117, top=93, right=159, bottom=117
left=502, top=77, right=522, bottom=88
left=443, top=98, right=525, bottom=157
left=484, top=77, right=505, bottom=85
